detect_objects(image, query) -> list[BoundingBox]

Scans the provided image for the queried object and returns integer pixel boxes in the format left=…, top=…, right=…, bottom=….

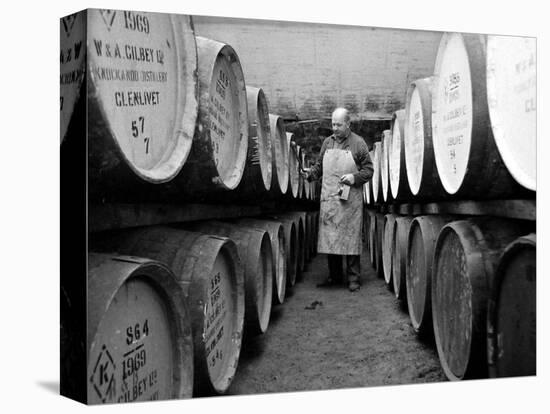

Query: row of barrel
left=61, top=211, right=319, bottom=404
left=362, top=32, right=535, bottom=205
left=365, top=210, right=536, bottom=380
left=60, top=10, right=320, bottom=203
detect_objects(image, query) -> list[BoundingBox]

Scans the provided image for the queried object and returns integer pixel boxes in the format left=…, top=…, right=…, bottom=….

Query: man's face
left=332, top=113, right=350, bottom=138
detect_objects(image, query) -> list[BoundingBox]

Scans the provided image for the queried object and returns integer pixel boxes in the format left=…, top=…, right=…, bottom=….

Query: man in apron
left=304, top=108, right=373, bottom=292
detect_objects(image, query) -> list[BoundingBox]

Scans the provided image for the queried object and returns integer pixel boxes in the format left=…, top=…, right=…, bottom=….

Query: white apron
left=317, top=149, right=363, bottom=255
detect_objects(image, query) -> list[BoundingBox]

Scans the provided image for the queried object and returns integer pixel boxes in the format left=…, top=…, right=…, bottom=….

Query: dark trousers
left=327, top=254, right=360, bottom=284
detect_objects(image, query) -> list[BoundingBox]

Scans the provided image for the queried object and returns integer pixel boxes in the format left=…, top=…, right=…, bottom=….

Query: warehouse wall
left=193, top=16, right=442, bottom=121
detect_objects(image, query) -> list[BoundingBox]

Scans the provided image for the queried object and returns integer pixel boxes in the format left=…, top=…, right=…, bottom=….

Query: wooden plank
left=89, top=203, right=262, bottom=233
left=421, top=200, right=536, bottom=221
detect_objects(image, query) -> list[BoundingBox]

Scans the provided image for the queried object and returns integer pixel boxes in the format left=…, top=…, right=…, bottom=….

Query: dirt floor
left=226, top=245, right=446, bottom=396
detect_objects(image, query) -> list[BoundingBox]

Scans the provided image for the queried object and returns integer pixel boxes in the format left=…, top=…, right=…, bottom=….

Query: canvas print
left=60, top=8, right=536, bottom=405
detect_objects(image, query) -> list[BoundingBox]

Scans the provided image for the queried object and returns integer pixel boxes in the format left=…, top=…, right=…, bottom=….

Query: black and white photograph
left=2, top=1, right=548, bottom=413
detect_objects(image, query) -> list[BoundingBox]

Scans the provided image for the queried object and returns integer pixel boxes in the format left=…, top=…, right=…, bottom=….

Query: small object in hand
left=305, top=300, right=324, bottom=310
left=339, top=184, right=350, bottom=200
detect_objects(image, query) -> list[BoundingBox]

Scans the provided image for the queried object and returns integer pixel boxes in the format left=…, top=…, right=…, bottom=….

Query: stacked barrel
left=61, top=9, right=322, bottom=405
left=364, top=33, right=536, bottom=381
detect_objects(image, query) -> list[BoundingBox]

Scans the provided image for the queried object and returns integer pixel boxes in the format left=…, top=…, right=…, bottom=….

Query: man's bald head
left=332, top=108, right=351, bottom=123
left=331, top=107, right=351, bottom=138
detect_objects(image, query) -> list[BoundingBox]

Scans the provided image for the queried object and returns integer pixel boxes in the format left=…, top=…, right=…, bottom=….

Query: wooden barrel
left=185, top=221, right=273, bottom=336
left=368, top=211, right=377, bottom=267
left=90, top=227, right=246, bottom=395
left=362, top=181, right=370, bottom=205
left=304, top=175, right=311, bottom=199
left=235, top=218, right=287, bottom=305
left=87, top=253, right=194, bottom=403
left=381, top=130, right=391, bottom=202
left=404, top=77, right=446, bottom=200
left=406, top=215, right=455, bottom=336
left=176, top=37, right=249, bottom=196
left=372, top=143, right=382, bottom=203
left=487, top=36, right=536, bottom=191
left=87, top=11, right=198, bottom=199
left=375, top=213, right=385, bottom=278
left=487, top=233, right=536, bottom=378
left=267, top=217, right=298, bottom=287
left=287, top=135, right=300, bottom=198
left=432, top=218, right=530, bottom=380
left=307, top=211, right=316, bottom=259
left=303, top=212, right=312, bottom=263
left=245, top=86, right=273, bottom=191
left=432, top=33, right=525, bottom=199
left=60, top=11, right=86, bottom=143
left=389, top=109, right=413, bottom=201
left=297, top=145, right=305, bottom=199
left=392, top=215, right=414, bottom=300
left=382, top=214, right=399, bottom=287
left=272, top=212, right=306, bottom=276
left=269, top=114, right=289, bottom=194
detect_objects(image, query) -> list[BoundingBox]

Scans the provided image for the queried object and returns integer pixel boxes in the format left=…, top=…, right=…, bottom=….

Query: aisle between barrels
left=225, top=245, right=445, bottom=395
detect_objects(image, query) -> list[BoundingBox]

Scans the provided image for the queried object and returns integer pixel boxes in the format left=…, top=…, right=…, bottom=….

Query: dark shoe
left=348, top=282, right=361, bottom=292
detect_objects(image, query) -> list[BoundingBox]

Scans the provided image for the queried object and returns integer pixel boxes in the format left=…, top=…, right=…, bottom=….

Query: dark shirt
left=308, top=130, right=373, bottom=187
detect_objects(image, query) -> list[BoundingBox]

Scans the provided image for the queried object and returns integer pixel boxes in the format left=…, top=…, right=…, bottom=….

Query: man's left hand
left=340, top=174, right=355, bottom=185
